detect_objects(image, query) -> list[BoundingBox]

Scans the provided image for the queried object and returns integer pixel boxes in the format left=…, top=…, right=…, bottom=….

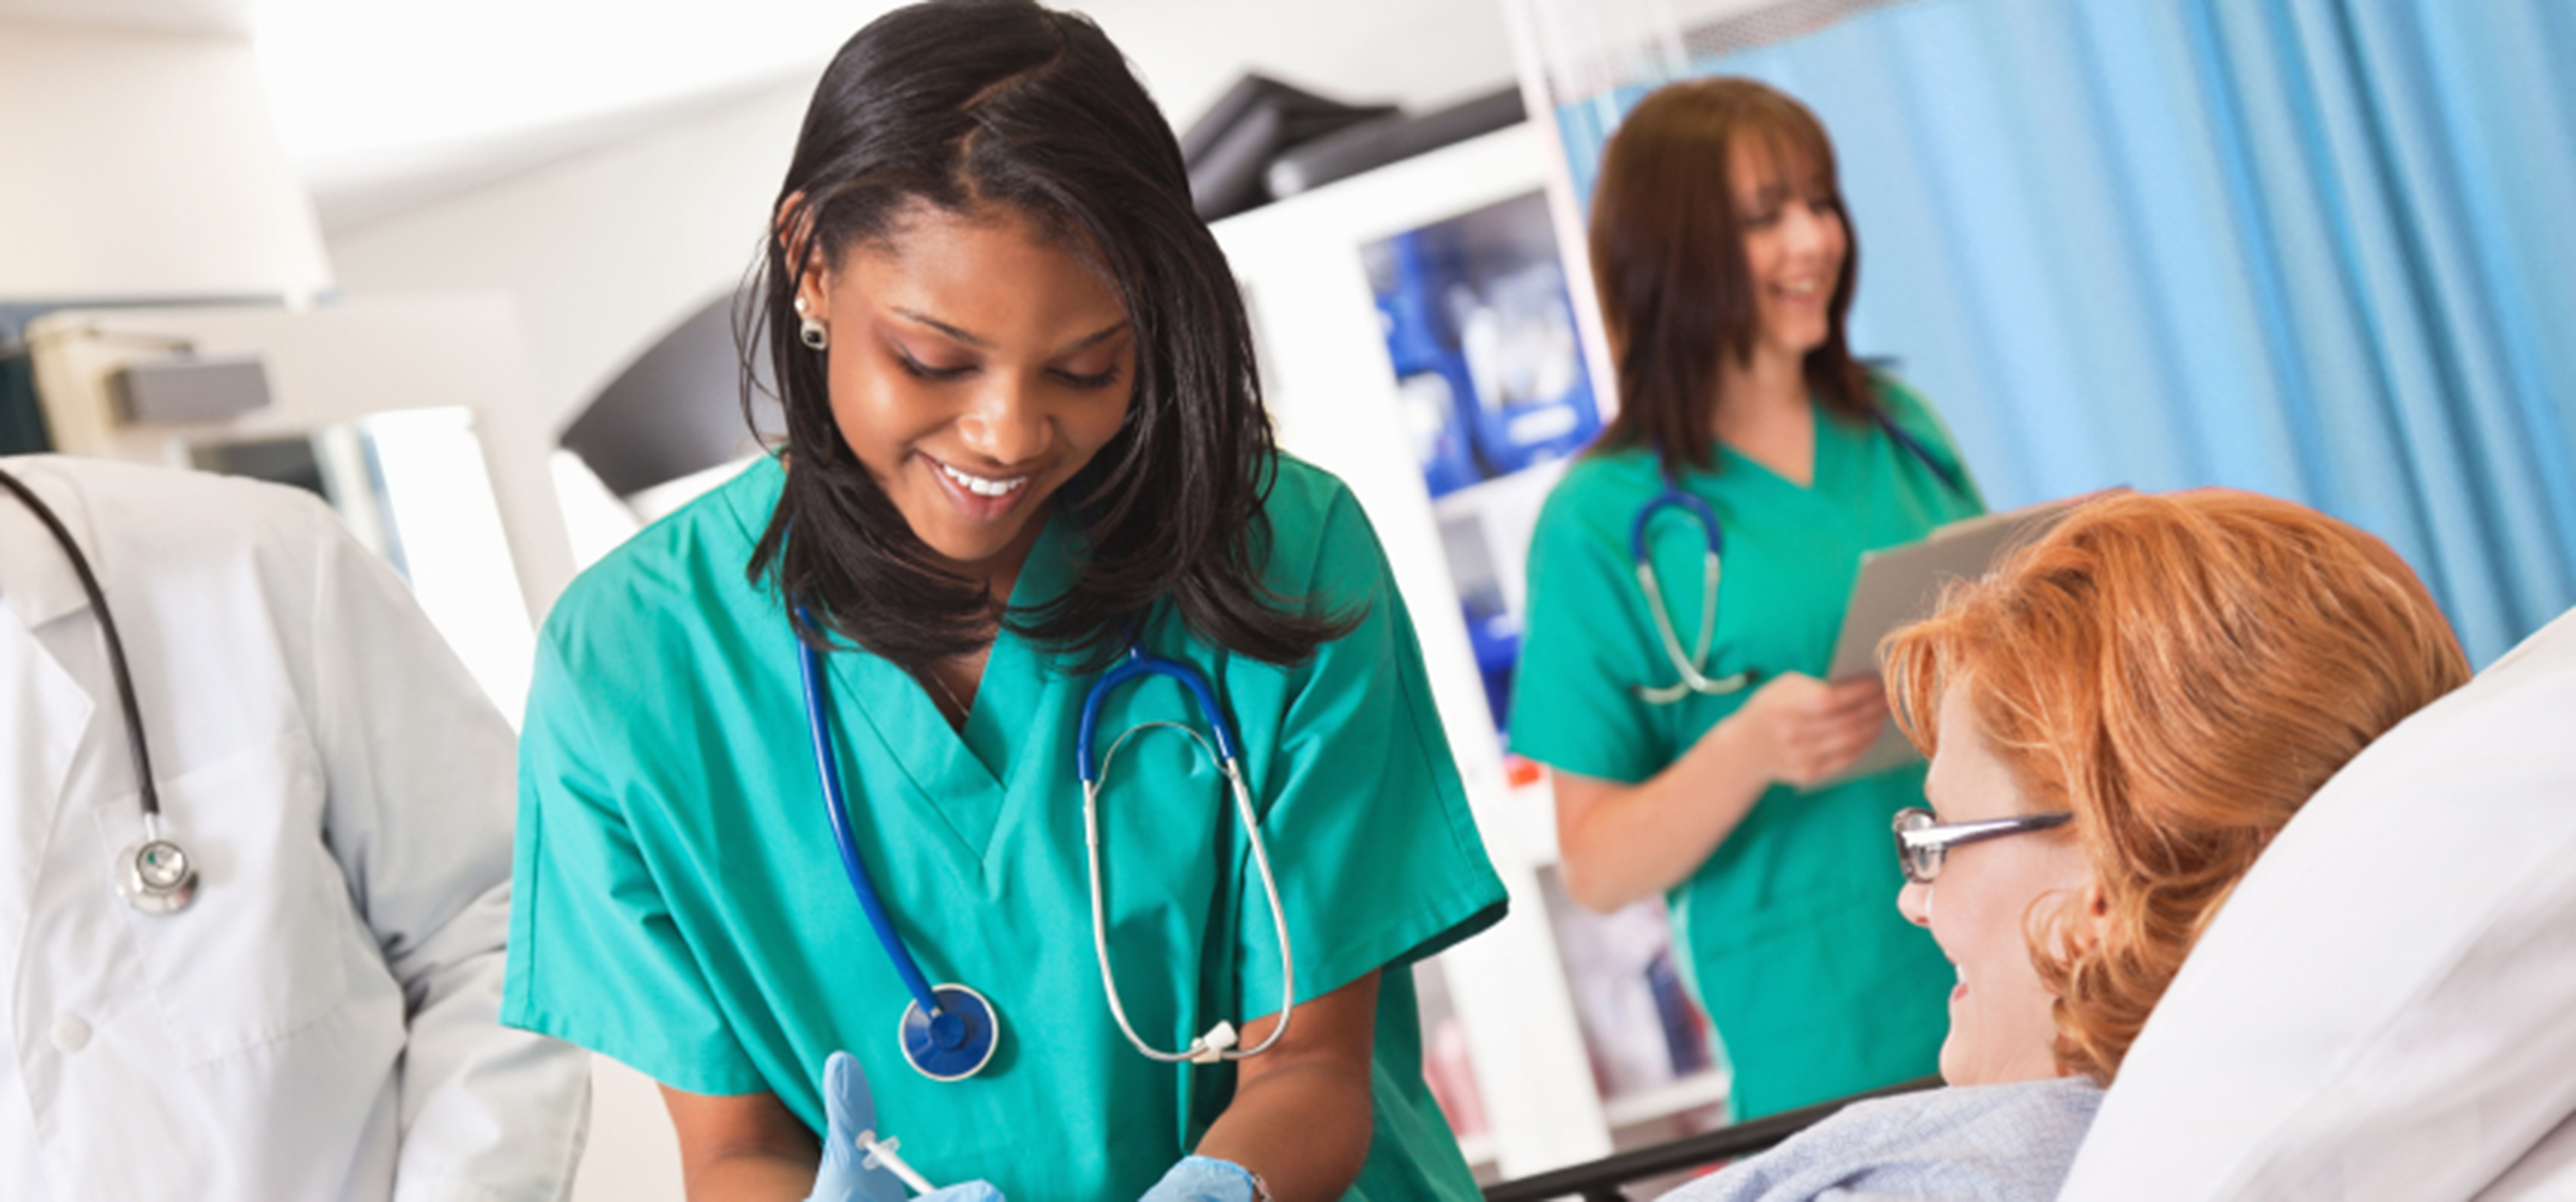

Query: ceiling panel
left=0, top=0, right=257, bottom=35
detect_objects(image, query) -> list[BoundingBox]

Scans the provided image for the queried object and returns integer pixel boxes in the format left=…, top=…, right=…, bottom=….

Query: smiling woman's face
left=1898, top=685, right=2097, bottom=1086
left=1728, top=136, right=1846, bottom=368
left=795, top=202, right=1135, bottom=594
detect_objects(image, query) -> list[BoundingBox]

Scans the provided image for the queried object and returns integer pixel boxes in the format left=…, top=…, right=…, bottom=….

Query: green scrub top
left=504, top=454, right=1507, bottom=1199
left=1508, top=378, right=1984, bottom=1120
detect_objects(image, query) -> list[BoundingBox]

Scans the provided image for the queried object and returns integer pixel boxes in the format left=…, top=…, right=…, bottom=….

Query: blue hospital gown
left=1661, top=1077, right=2105, bottom=1202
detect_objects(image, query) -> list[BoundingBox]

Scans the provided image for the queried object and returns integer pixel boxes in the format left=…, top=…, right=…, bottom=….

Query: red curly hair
left=1881, top=490, right=2469, bottom=1083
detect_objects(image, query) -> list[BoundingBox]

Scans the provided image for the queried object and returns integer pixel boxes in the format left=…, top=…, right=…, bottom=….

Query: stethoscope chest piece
left=899, top=983, right=999, bottom=1081
left=117, top=835, right=197, bottom=914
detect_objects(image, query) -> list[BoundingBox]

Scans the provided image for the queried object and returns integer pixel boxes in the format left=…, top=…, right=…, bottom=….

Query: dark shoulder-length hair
left=743, top=0, right=1351, bottom=672
left=1586, top=77, right=1876, bottom=477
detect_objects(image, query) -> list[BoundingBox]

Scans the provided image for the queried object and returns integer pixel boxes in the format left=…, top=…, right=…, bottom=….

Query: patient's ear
left=2070, top=880, right=2111, bottom=949
left=2047, top=877, right=2111, bottom=956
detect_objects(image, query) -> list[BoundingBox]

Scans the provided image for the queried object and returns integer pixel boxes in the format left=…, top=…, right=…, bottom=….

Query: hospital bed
left=1485, top=603, right=2576, bottom=1201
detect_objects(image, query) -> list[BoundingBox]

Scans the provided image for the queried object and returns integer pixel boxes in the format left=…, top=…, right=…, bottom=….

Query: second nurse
left=1512, top=79, right=1983, bottom=1119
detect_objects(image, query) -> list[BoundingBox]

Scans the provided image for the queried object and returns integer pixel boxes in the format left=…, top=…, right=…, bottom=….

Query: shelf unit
left=1213, top=120, right=1732, bottom=1183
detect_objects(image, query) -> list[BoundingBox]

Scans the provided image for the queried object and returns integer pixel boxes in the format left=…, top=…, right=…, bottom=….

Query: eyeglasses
left=1892, top=807, right=2075, bottom=885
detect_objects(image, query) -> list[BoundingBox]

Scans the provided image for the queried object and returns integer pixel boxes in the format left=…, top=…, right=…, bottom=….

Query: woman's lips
left=923, top=455, right=1036, bottom=521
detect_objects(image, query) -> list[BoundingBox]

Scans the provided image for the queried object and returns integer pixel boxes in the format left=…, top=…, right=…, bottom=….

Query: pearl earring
left=794, top=294, right=829, bottom=351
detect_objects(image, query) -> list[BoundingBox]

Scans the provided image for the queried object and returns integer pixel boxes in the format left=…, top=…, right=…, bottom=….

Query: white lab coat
left=0, top=456, right=590, bottom=1200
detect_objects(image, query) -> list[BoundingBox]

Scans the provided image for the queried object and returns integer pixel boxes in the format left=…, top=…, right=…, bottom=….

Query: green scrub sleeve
left=502, top=621, right=767, bottom=1096
left=1508, top=471, right=1670, bottom=786
left=1229, top=476, right=1508, bottom=1011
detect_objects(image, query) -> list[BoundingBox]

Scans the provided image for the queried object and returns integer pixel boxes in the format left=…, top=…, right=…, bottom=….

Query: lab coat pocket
left=91, top=729, right=354, bottom=1066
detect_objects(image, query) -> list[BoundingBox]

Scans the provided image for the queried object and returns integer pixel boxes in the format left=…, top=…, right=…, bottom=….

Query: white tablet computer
left=1818, top=489, right=2123, bottom=785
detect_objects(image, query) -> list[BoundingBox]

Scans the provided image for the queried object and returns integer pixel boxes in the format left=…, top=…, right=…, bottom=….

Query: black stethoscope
left=0, top=464, right=199, bottom=914
left=1631, top=412, right=1971, bottom=703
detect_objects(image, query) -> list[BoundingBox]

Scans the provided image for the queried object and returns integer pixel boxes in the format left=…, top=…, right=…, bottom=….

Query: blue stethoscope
left=798, top=617, right=1293, bottom=1081
left=1632, top=412, right=1971, bottom=704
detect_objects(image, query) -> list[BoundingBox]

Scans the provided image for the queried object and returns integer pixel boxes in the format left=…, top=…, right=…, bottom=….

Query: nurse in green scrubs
left=499, top=3, right=1505, bottom=1199
left=1510, top=78, right=1983, bottom=1120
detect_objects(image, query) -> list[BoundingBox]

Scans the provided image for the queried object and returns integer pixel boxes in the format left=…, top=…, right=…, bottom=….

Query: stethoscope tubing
left=0, top=465, right=165, bottom=821
left=1076, top=647, right=1241, bottom=773
left=797, top=618, right=1297, bottom=1072
left=1876, top=416, right=1970, bottom=499
left=1078, top=662, right=1295, bottom=1063
left=1633, top=553, right=1741, bottom=703
left=796, top=617, right=948, bottom=1023
left=3, top=464, right=197, bottom=914
left=1630, top=412, right=1968, bottom=704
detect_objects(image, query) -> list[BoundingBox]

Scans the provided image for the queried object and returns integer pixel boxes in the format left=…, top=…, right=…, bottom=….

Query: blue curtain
left=1552, top=0, right=2576, bottom=665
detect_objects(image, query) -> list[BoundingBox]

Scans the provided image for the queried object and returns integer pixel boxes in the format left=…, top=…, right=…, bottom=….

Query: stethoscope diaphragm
left=117, top=834, right=197, bottom=914
left=898, top=984, right=999, bottom=1082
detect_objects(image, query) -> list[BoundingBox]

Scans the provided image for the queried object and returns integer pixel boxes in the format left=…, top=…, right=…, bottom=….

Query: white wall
left=0, top=20, right=329, bottom=301
left=325, top=0, right=1517, bottom=446
left=328, top=79, right=814, bottom=444
left=1085, top=0, right=1516, bottom=134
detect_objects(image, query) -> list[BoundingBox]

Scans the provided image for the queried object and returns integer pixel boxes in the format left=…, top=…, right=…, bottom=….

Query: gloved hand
left=1139, top=1155, right=1265, bottom=1202
left=807, top=1050, right=1006, bottom=1202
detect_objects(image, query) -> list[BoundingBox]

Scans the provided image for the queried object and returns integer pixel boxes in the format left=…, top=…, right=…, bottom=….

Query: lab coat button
left=51, top=1015, right=91, bottom=1053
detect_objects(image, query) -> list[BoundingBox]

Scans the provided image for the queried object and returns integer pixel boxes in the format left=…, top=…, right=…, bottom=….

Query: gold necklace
left=920, top=666, right=971, bottom=728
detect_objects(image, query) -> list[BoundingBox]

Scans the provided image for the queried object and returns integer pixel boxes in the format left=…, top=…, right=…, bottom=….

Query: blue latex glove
left=807, top=1050, right=1005, bottom=1202
left=1139, top=1156, right=1262, bottom=1202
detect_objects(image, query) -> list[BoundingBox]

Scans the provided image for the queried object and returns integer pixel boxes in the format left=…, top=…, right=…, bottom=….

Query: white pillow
left=2476, top=1108, right=2576, bottom=1201
left=2058, top=605, right=2576, bottom=1202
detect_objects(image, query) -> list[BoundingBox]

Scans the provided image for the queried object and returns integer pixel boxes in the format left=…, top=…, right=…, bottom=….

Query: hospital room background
left=3, top=0, right=2572, bottom=1196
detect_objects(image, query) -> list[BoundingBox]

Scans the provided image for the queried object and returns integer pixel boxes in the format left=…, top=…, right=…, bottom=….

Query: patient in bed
left=1664, top=490, right=2470, bottom=1202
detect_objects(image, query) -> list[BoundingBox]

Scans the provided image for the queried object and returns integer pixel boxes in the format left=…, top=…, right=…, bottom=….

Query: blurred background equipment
left=1181, top=75, right=1396, bottom=221
left=111, top=351, right=272, bottom=424
left=22, top=300, right=568, bottom=725
left=558, top=289, right=780, bottom=501
left=1266, top=85, right=1526, bottom=201
left=1182, top=75, right=1532, bottom=222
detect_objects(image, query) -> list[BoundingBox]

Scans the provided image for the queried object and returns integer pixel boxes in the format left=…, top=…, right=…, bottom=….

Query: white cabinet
left=1214, top=123, right=1730, bottom=1183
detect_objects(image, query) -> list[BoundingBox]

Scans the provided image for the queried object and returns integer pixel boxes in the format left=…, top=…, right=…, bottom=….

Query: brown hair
left=1587, top=77, right=1874, bottom=477
left=1882, top=490, right=2470, bottom=1083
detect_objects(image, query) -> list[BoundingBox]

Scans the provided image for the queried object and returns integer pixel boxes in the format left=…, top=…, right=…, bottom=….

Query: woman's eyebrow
left=1061, top=320, right=1129, bottom=352
left=893, top=307, right=989, bottom=349
left=889, top=310, right=1127, bottom=355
